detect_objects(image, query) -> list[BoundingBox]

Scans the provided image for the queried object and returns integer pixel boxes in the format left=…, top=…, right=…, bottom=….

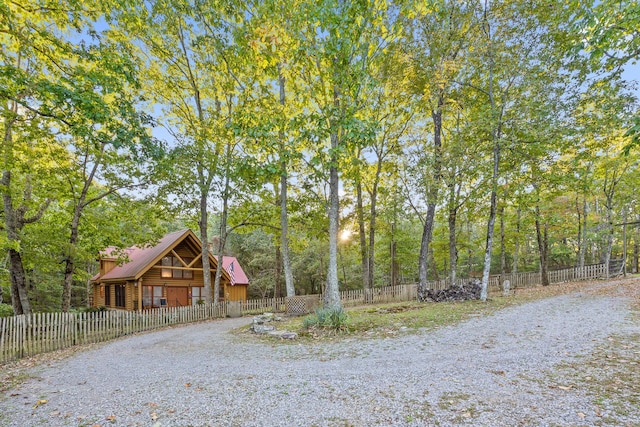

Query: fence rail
left=1, top=263, right=608, bottom=364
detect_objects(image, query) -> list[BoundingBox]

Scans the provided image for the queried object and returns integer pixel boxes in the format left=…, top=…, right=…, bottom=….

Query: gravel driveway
left=1, top=280, right=638, bottom=427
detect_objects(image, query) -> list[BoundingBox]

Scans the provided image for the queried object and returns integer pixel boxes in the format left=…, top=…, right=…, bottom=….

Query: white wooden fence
left=0, top=263, right=608, bottom=364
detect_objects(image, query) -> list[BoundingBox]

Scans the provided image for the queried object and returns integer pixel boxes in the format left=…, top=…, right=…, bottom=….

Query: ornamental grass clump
left=303, top=306, right=348, bottom=331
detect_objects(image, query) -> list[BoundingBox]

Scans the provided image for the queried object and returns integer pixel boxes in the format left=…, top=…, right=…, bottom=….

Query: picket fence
left=0, top=263, right=608, bottom=364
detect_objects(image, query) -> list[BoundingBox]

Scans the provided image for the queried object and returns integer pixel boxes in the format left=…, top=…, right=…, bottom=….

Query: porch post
left=137, top=278, right=143, bottom=310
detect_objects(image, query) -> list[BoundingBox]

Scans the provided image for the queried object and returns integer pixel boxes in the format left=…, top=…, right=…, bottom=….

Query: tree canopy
left=0, top=0, right=638, bottom=314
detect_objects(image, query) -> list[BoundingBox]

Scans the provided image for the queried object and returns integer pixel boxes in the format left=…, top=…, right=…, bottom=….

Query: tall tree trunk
left=390, top=222, right=398, bottom=287
left=325, top=131, right=341, bottom=309
left=2, top=173, right=32, bottom=315
left=8, top=248, right=30, bottom=315
left=356, top=180, right=369, bottom=289
left=603, top=196, right=614, bottom=278
left=479, top=4, right=505, bottom=301
left=447, top=177, right=458, bottom=285
left=480, top=119, right=501, bottom=299
left=577, top=188, right=588, bottom=268
left=466, top=215, right=473, bottom=276
left=213, top=142, right=232, bottom=305
left=2, top=104, right=49, bottom=315
left=480, top=184, right=498, bottom=300
left=512, top=207, right=520, bottom=274
left=602, top=167, right=625, bottom=277
left=277, top=64, right=295, bottom=297
left=274, top=182, right=282, bottom=299
left=535, top=204, right=550, bottom=286
left=274, top=244, right=282, bottom=298
left=633, top=214, right=639, bottom=273
left=367, top=161, right=382, bottom=292
left=418, top=98, right=444, bottom=299
left=199, top=189, right=212, bottom=304
left=576, top=196, right=583, bottom=268
left=61, top=206, right=82, bottom=311
left=499, top=204, right=506, bottom=277
left=61, top=142, right=106, bottom=312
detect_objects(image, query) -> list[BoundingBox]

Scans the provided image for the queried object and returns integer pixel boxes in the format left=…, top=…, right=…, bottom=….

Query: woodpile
left=418, top=279, right=482, bottom=302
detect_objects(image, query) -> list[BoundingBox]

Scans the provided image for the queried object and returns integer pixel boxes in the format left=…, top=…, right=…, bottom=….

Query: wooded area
left=1, top=0, right=639, bottom=315
left=0, top=264, right=609, bottom=363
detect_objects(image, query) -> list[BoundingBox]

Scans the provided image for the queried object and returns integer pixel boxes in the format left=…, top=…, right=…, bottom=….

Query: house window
left=183, top=258, right=193, bottom=279
left=161, top=256, right=194, bottom=279
left=142, top=286, right=163, bottom=308
left=115, top=284, right=126, bottom=308
left=104, top=285, right=111, bottom=306
left=191, top=287, right=204, bottom=305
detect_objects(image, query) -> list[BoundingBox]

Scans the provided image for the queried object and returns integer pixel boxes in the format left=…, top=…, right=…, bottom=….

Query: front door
left=166, top=287, right=189, bottom=307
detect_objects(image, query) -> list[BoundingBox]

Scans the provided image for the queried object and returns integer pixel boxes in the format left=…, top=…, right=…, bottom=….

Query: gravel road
left=1, top=280, right=638, bottom=427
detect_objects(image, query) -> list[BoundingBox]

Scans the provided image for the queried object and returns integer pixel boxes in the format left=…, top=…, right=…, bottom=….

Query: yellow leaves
left=33, top=399, right=47, bottom=409
left=380, top=24, right=388, bottom=39
left=368, top=43, right=376, bottom=59
left=103, top=92, right=117, bottom=105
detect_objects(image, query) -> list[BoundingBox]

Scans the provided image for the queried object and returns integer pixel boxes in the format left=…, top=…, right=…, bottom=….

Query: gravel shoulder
left=1, top=278, right=638, bottom=427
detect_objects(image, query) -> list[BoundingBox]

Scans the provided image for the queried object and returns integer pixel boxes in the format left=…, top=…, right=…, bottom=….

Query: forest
left=1, top=0, right=639, bottom=315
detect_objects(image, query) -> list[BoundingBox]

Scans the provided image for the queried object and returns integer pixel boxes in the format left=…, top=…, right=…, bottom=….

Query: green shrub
left=0, top=303, right=14, bottom=318
left=303, top=306, right=348, bottom=331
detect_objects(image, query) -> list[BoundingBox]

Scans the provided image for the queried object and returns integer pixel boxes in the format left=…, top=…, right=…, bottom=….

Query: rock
left=280, top=332, right=297, bottom=339
left=251, top=324, right=276, bottom=334
left=502, top=280, right=511, bottom=296
left=266, top=330, right=298, bottom=340
left=252, top=313, right=277, bottom=325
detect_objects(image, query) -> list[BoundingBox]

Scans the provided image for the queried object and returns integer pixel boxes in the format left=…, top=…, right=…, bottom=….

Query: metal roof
left=92, top=229, right=247, bottom=285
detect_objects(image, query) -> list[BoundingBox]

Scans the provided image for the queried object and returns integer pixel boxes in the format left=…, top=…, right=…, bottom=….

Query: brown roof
left=94, top=229, right=210, bottom=282
left=92, top=229, right=249, bottom=286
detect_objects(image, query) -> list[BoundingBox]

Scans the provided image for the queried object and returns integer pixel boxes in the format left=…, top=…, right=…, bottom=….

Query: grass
left=266, top=279, right=603, bottom=341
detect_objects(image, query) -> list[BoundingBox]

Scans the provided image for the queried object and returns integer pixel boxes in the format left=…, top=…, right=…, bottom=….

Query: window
left=115, top=284, right=126, bottom=308
left=104, top=285, right=111, bottom=306
left=142, top=286, right=163, bottom=308
left=183, top=258, right=193, bottom=279
left=161, top=256, right=194, bottom=279
left=191, top=287, right=204, bottom=305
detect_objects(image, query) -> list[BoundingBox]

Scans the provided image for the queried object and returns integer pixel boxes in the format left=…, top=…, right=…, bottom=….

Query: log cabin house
left=91, top=229, right=249, bottom=310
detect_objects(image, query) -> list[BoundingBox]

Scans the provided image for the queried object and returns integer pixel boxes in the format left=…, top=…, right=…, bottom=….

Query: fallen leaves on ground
left=32, top=399, right=47, bottom=409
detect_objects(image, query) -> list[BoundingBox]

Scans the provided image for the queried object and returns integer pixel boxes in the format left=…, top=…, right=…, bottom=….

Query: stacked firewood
left=418, top=279, right=482, bottom=302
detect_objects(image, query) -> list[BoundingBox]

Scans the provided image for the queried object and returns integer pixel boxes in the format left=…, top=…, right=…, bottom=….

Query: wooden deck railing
left=0, top=263, right=608, bottom=364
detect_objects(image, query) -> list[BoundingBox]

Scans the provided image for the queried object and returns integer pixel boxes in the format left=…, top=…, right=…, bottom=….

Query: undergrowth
left=302, top=306, right=348, bottom=332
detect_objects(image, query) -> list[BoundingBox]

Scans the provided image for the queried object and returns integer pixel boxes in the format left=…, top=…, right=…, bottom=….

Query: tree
left=1, top=0, right=160, bottom=312
left=115, top=0, right=255, bottom=305
left=402, top=0, right=472, bottom=298
left=579, top=1, right=640, bottom=150
left=294, top=0, right=392, bottom=309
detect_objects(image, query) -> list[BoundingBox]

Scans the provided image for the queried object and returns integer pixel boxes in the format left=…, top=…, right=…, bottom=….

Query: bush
left=303, top=306, right=348, bottom=331
left=0, top=303, right=14, bottom=318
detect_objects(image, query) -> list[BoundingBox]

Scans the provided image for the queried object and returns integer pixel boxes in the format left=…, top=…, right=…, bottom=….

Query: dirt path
left=1, top=278, right=638, bottom=426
